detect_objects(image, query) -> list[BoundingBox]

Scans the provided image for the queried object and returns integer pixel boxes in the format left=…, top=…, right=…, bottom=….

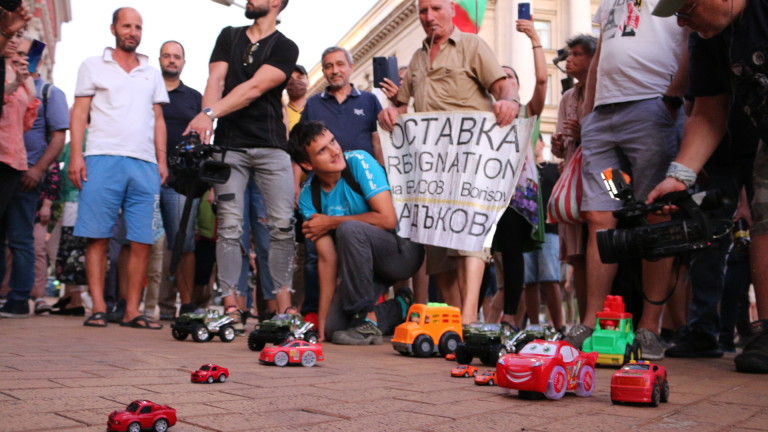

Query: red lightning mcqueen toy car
left=611, top=361, right=669, bottom=406
left=259, top=340, right=324, bottom=367
left=496, top=339, right=598, bottom=400
left=191, top=364, right=229, bottom=384
left=107, top=400, right=176, bottom=432
left=475, top=370, right=497, bottom=386
left=451, top=364, right=478, bottom=377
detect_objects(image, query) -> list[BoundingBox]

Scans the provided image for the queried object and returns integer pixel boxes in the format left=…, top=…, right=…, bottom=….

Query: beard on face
left=117, top=37, right=138, bottom=53
left=161, top=69, right=180, bottom=79
left=244, top=2, right=269, bottom=20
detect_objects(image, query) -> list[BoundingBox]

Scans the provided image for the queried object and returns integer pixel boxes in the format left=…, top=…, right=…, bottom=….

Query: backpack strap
left=40, top=82, right=52, bottom=141
left=310, top=154, right=363, bottom=214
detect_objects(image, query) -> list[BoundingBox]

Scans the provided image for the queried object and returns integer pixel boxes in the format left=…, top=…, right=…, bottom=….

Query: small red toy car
left=611, top=360, right=669, bottom=406
left=451, top=364, right=478, bottom=377
left=259, top=340, right=324, bottom=367
left=107, top=400, right=176, bottom=432
left=191, top=364, right=229, bottom=384
left=496, top=339, right=598, bottom=400
left=475, top=370, right=497, bottom=386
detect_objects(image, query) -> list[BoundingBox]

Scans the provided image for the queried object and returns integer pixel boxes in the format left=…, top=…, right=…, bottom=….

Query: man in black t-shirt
left=184, top=0, right=298, bottom=326
left=651, top=0, right=768, bottom=373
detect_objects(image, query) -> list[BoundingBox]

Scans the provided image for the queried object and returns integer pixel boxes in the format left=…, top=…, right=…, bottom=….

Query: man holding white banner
left=378, top=0, right=521, bottom=324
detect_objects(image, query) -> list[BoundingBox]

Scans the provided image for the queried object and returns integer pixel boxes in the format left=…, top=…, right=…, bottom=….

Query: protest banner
left=379, top=111, right=535, bottom=252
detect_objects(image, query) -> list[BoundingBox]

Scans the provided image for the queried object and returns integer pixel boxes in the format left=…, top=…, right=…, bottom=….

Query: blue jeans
left=301, top=237, right=319, bottom=315
left=214, top=147, right=295, bottom=298
left=238, top=178, right=275, bottom=304
left=160, top=186, right=198, bottom=254
left=687, top=170, right=740, bottom=337
left=0, top=183, right=40, bottom=302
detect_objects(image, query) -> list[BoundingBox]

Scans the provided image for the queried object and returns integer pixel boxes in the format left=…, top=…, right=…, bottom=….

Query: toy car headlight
left=531, top=361, right=543, bottom=367
left=497, top=358, right=505, bottom=366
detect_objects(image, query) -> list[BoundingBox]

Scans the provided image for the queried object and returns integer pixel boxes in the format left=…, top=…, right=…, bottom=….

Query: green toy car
left=582, top=295, right=641, bottom=366
left=247, top=313, right=318, bottom=351
left=171, top=309, right=237, bottom=343
left=454, top=322, right=514, bottom=366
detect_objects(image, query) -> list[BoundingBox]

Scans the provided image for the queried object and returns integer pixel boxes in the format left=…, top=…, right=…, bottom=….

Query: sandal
left=83, top=312, right=108, bottom=327
left=120, top=314, right=163, bottom=330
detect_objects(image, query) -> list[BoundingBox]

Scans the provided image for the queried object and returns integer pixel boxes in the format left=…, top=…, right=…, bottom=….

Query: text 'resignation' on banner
left=379, top=111, right=535, bottom=252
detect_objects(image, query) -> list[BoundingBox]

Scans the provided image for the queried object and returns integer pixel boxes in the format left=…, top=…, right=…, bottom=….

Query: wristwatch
left=202, top=107, right=216, bottom=122
left=661, top=95, right=684, bottom=110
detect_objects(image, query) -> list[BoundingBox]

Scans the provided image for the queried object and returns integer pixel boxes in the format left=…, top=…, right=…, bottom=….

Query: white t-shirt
left=594, top=0, right=687, bottom=106
left=75, top=48, right=169, bottom=163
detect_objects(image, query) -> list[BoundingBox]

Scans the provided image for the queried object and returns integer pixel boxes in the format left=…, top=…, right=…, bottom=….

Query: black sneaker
left=665, top=327, right=723, bottom=358
left=735, top=320, right=768, bottom=374
left=0, top=299, right=30, bottom=318
left=332, top=319, right=383, bottom=345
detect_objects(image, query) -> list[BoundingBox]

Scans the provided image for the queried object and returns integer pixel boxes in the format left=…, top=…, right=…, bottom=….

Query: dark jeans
left=301, top=237, right=319, bottom=315
left=0, top=163, right=22, bottom=222
left=335, top=221, right=424, bottom=333
left=0, top=182, right=40, bottom=302
left=687, top=171, right=740, bottom=337
left=720, top=247, right=753, bottom=344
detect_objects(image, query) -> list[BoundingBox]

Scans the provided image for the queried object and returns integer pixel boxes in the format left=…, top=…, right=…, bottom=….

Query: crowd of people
left=1, top=0, right=766, bottom=375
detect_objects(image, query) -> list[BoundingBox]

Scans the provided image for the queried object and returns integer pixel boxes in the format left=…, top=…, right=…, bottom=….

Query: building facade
left=307, top=0, right=599, bottom=142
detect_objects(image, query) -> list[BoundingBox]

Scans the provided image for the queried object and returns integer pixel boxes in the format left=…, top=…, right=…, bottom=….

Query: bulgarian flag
left=453, top=0, right=487, bottom=33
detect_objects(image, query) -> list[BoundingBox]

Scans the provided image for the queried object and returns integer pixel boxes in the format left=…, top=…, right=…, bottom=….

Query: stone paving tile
left=660, top=401, right=763, bottom=427
left=0, top=412, right=82, bottom=432
left=735, top=409, right=768, bottom=430
left=3, top=385, right=155, bottom=401
left=424, top=410, right=550, bottom=432
left=0, top=379, right=65, bottom=390
left=134, top=382, right=253, bottom=394
left=395, top=387, right=504, bottom=404
left=306, top=398, right=430, bottom=419
left=404, top=396, right=515, bottom=420
left=0, top=371, right=97, bottom=380
left=206, top=394, right=338, bottom=414
left=0, top=396, right=117, bottom=414
left=184, top=409, right=341, bottom=431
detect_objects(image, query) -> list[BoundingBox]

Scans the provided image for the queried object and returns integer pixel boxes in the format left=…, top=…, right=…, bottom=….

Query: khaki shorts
left=752, top=140, right=768, bottom=236
left=425, top=245, right=491, bottom=275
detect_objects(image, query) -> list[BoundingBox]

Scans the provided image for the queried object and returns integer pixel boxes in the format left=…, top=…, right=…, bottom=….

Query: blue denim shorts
left=523, top=233, right=561, bottom=284
left=74, top=156, right=160, bottom=245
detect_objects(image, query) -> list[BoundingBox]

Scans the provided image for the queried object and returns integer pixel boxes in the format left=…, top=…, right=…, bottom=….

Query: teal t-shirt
left=299, top=150, right=389, bottom=219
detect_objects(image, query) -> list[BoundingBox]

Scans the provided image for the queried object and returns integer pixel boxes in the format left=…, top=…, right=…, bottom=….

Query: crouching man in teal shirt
left=289, top=121, right=424, bottom=345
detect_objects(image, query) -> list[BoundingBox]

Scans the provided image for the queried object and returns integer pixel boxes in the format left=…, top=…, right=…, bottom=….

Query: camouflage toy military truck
left=454, top=322, right=514, bottom=366
left=171, top=309, right=237, bottom=343
left=505, top=324, right=563, bottom=353
left=247, top=313, right=318, bottom=351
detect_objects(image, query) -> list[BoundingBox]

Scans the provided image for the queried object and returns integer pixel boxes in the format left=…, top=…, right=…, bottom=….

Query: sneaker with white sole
left=636, top=328, right=665, bottom=360
left=564, top=323, right=593, bottom=349
left=332, top=319, right=383, bottom=345
left=734, top=320, right=768, bottom=374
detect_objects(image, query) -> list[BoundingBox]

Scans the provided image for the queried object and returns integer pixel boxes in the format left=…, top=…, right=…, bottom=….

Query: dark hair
left=566, top=34, right=598, bottom=56
left=112, top=7, right=124, bottom=25
left=280, top=0, right=289, bottom=11
left=321, top=46, right=353, bottom=65
left=288, top=121, right=327, bottom=166
left=160, top=40, right=185, bottom=58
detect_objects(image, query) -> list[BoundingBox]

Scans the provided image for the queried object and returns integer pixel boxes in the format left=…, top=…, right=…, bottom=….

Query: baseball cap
left=652, top=0, right=685, bottom=17
left=294, top=64, right=308, bottom=75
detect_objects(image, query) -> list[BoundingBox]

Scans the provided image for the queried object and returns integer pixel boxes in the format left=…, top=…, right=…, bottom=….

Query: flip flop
left=120, top=314, right=164, bottom=330
left=83, top=312, right=108, bottom=327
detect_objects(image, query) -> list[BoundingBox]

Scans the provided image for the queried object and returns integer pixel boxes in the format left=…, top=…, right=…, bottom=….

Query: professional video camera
left=168, top=131, right=232, bottom=198
left=596, top=168, right=732, bottom=264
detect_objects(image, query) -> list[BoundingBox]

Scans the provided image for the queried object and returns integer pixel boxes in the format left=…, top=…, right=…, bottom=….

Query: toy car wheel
left=171, top=328, right=188, bottom=341
left=660, top=380, right=670, bottom=403
left=219, top=324, right=236, bottom=343
left=219, top=373, right=227, bottom=383
left=207, top=376, right=214, bottom=384
left=575, top=365, right=595, bottom=397
left=472, top=370, right=477, bottom=377
left=463, top=372, right=469, bottom=377
left=274, top=351, right=289, bottom=367
left=611, top=398, right=621, bottom=405
left=191, top=323, right=210, bottom=342
left=633, top=340, right=642, bottom=362
left=438, top=331, right=461, bottom=356
left=623, top=344, right=633, bottom=365
left=412, top=334, right=435, bottom=358
left=488, top=379, right=494, bottom=386
left=543, top=366, right=568, bottom=400
left=650, top=385, right=660, bottom=407
left=301, top=351, right=317, bottom=367
left=127, top=422, right=141, bottom=432
left=454, top=344, right=473, bottom=364
left=153, top=418, right=169, bottom=432
left=481, top=344, right=506, bottom=366
left=248, top=332, right=266, bottom=351
left=303, top=331, right=318, bottom=344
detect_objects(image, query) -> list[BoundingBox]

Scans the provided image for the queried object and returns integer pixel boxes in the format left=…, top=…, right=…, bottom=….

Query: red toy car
left=191, top=364, right=229, bottom=384
left=107, top=400, right=177, bottom=432
left=475, top=370, right=497, bottom=386
left=451, top=364, right=479, bottom=377
left=496, top=339, right=598, bottom=400
left=611, top=360, right=669, bottom=406
left=259, top=340, right=324, bottom=367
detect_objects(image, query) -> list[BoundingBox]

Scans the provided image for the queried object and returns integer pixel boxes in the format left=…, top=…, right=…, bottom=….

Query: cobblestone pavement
left=0, top=314, right=766, bottom=432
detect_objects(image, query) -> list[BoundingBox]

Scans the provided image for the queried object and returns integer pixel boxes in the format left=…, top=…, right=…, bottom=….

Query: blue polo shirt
left=300, top=85, right=382, bottom=155
left=162, top=81, right=202, bottom=161
left=23, top=78, right=70, bottom=166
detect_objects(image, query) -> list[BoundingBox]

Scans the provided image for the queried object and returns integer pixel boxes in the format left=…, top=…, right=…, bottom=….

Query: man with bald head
left=378, top=0, right=520, bottom=325
left=68, top=7, right=169, bottom=329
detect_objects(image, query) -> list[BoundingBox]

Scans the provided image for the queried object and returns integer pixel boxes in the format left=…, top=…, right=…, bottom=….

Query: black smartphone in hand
left=27, top=39, right=46, bottom=74
left=518, top=2, right=531, bottom=20
left=373, top=56, right=399, bottom=88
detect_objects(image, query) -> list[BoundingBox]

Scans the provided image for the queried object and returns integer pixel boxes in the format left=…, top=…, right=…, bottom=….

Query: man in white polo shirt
left=68, top=7, right=169, bottom=329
